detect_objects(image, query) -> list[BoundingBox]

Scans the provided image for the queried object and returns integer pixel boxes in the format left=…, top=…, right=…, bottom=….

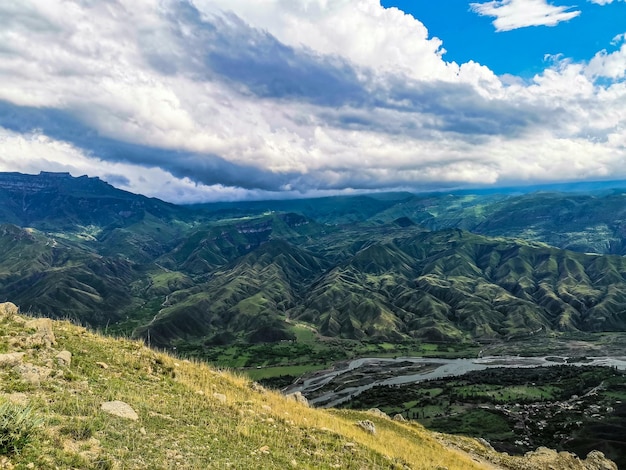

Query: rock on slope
left=0, top=302, right=616, bottom=470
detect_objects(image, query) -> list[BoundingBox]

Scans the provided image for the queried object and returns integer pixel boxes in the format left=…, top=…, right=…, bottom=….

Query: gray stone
left=585, top=450, right=618, bottom=470
left=55, top=350, right=72, bottom=367
left=15, top=363, right=52, bottom=385
left=24, top=318, right=55, bottom=347
left=476, top=438, right=495, bottom=451
left=101, top=401, right=139, bottom=421
left=393, top=413, right=406, bottom=422
left=0, top=302, right=19, bottom=319
left=356, top=420, right=376, bottom=435
left=285, top=391, right=309, bottom=407
left=367, top=408, right=389, bottom=420
left=522, top=446, right=618, bottom=470
left=0, top=352, right=25, bottom=368
left=343, top=442, right=357, bottom=451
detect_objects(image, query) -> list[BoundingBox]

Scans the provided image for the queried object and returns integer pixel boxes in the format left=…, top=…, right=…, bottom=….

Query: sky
left=0, top=0, right=625, bottom=203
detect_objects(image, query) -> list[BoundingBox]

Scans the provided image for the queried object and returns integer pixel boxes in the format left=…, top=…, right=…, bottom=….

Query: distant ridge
left=0, top=170, right=189, bottom=230
left=0, top=171, right=107, bottom=192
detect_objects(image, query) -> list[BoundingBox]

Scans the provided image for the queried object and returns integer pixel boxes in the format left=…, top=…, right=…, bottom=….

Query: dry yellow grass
left=0, top=306, right=616, bottom=469
left=176, top=357, right=490, bottom=470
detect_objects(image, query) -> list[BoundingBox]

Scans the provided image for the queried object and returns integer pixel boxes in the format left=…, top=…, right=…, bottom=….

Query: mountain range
left=2, top=171, right=626, bottom=355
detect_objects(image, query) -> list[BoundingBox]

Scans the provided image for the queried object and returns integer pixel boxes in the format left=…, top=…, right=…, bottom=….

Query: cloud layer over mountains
left=1, top=0, right=625, bottom=202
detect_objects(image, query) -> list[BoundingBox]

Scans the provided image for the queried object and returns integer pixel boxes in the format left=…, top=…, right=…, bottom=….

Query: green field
left=342, top=365, right=626, bottom=467
left=245, top=364, right=326, bottom=381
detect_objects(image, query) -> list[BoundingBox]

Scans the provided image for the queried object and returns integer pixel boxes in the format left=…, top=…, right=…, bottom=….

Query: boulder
left=0, top=302, right=19, bottom=319
left=55, top=350, right=72, bottom=367
left=15, top=363, right=52, bottom=386
left=101, top=401, right=139, bottom=421
left=285, top=391, right=309, bottom=407
left=367, top=408, right=389, bottom=420
left=520, top=447, right=618, bottom=470
left=24, top=318, right=55, bottom=347
left=0, top=352, right=25, bottom=368
left=585, top=450, right=618, bottom=470
left=356, top=420, right=376, bottom=435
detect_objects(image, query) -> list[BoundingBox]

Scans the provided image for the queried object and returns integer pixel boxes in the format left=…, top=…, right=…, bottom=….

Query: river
left=284, top=355, right=626, bottom=408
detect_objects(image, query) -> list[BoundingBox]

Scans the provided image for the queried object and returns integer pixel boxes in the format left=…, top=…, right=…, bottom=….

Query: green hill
left=370, top=190, right=626, bottom=256
left=3, top=172, right=626, bottom=363
left=0, top=303, right=616, bottom=469
left=146, top=228, right=626, bottom=350
left=0, top=224, right=138, bottom=325
left=136, top=240, right=327, bottom=347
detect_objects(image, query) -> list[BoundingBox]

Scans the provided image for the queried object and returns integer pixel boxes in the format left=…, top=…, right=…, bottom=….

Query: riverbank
left=284, top=355, right=626, bottom=407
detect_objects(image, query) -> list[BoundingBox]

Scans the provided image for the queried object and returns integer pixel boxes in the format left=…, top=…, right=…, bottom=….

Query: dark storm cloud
left=145, top=2, right=369, bottom=107
left=0, top=100, right=295, bottom=191
left=376, top=80, right=546, bottom=137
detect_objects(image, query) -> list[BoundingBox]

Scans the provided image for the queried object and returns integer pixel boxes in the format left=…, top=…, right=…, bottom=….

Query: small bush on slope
left=0, top=401, right=42, bottom=455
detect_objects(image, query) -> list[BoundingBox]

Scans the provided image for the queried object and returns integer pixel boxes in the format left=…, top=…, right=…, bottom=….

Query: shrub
left=0, top=400, right=43, bottom=454
left=59, top=420, right=94, bottom=441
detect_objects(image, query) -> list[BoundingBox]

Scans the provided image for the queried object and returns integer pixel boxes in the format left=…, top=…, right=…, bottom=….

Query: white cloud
left=588, top=0, right=623, bottom=4
left=586, top=42, right=626, bottom=80
left=612, top=33, right=626, bottom=45
left=193, top=0, right=459, bottom=82
left=470, top=0, right=581, bottom=32
left=0, top=0, right=625, bottom=202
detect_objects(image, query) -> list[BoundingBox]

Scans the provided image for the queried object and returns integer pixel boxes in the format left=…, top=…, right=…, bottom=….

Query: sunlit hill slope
left=0, top=303, right=617, bottom=469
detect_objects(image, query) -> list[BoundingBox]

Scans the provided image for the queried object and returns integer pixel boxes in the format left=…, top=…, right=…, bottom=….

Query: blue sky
left=383, top=0, right=626, bottom=77
left=0, top=0, right=625, bottom=202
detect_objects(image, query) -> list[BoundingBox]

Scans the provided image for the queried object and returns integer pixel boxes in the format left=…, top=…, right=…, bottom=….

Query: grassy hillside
left=0, top=303, right=616, bottom=470
left=0, top=224, right=139, bottom=325
left=3, top=172, right=626, bottom=367
left=148, top=227, right=626, bottom=352
left=371, top=190, right=626, bottom=256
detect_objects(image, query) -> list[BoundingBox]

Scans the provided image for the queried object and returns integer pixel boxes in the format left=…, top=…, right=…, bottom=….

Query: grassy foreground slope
left=0, top=303, right=616, bottom=470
